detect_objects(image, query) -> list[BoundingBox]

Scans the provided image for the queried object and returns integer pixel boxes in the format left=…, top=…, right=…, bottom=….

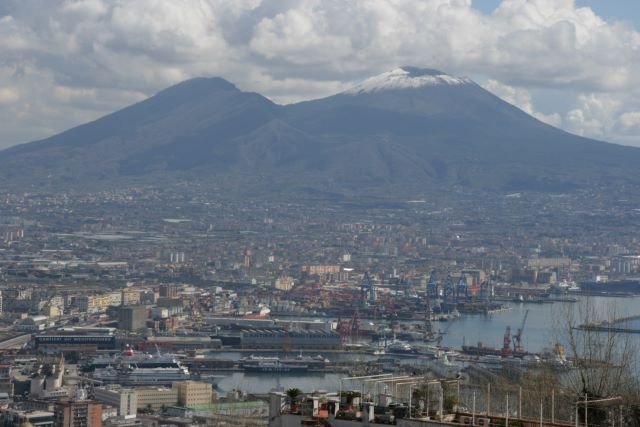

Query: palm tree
left=286, top=388, right=302, bottom=412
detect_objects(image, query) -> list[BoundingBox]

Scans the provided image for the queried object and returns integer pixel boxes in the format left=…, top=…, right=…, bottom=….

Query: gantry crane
left=443, top=273, right=456, bottom=305
left=512, top=309, right=529, bottom=353
left=479, top=278, right=492, bottom=302
left=456, top=273, right=469, bottom=299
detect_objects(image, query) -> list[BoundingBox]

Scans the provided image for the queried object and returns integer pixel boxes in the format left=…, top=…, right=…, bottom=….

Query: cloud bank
left=1, top=0, right=640, bottom=147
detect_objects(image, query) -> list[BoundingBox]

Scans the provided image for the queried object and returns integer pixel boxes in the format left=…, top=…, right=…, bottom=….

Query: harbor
left=159, top=293, right=640, bottom=399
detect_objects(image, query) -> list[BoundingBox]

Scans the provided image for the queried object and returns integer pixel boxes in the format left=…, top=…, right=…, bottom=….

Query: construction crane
left=512, top=309, right=529, bottom=353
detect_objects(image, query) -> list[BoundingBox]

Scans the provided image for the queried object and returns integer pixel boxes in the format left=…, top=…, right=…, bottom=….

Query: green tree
left=286, top=387, right=302, bottom=404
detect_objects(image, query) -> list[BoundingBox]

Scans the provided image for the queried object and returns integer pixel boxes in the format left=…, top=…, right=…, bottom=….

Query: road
left=0, top=334, right=31, bottom=349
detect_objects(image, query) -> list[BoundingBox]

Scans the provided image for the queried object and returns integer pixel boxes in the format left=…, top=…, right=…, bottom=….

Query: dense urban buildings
left=0, top=186, right=636, bottom=425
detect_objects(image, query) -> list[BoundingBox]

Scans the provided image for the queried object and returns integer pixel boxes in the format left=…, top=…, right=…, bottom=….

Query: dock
left=578, top=314, right=640, bottom=333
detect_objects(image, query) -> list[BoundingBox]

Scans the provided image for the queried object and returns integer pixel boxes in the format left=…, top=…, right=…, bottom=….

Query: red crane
left=502, top=326, right=512, bottom=356
left=512, top=309, right=529, bottom=354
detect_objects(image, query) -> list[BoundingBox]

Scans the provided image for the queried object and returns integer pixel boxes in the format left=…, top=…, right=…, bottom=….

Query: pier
left=578, top=314, right=640, bottom=333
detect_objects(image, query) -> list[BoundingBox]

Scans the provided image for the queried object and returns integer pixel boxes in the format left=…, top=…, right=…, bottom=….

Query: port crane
left=360, top=272, right=374, bottom=307
left=455, top=273, right=469, bottom=299
left=338, top=309, right=361, bottom=344
left=479, top=278, right=492, bottom=302
left=502, top=326, right=512, bottom=356
left=443, top=273, right=456, bottom=305
left=512, top=309, right=529, bottom=353
left=426, top=270, right=439, bottom=299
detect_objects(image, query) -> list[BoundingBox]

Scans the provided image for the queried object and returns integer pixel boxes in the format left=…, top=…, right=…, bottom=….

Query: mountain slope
left=1, top=67, right=639, bottom=194
left=283, top=67, right=640, bottom=191
left=1, top=78, right=281, bottom=186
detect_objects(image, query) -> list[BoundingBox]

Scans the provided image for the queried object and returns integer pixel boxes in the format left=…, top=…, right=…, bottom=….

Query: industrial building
left=138, top=336, right=221, bottom=351
left=34, top=334, right=117, bottom=351
left=241, top=329, right=341, bottom=349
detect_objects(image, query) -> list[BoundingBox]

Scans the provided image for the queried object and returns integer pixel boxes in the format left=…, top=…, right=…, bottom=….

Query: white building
left=15, top=315, right=50, bottom=332
left=274, top=276, right=295, bottom=291
left=94, top=386, right=138, bottom=418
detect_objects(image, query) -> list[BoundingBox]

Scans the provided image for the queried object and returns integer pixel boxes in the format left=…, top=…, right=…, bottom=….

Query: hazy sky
left=2, top=0, right=640, bottom=148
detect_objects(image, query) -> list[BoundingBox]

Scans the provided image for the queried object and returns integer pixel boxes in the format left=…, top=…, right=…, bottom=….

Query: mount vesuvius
left=1, top=67, right=639, bottom=195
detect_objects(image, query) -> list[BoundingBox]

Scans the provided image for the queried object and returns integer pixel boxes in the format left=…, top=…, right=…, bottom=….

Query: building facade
left=134, top=387, right=178, bottom=411
left=118, top=306, right=147, bottom=332
left=172, top=381, right=213, bottom=407
left=77, top=292, right=122, bottom=314
left=93, top=387, right=137, bottom=418
left=53, top=400, right=102, bottom=427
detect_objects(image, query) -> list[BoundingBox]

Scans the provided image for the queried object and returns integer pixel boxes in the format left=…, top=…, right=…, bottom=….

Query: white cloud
left=484, top=79, right=563, bottom=127
left=618, top=112, right=640, bottom=133
left=0, top=0, right=640, bottom=147
left=561, top=93, right=640, bottom=146
left=565, top=93, right=620, bottom=137
left=61, top=0, right=108, bottom=19
left=250, top=2, right=354, bottom=64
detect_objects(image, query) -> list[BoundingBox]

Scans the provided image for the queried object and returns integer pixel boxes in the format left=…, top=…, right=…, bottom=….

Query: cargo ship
left=461, top=342, right=527, bottom=358
left=463, top=313, right=530, bottom=359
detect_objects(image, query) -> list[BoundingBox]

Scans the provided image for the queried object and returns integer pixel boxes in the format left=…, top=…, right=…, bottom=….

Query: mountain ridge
left=1, top=66, right=639, bottom=195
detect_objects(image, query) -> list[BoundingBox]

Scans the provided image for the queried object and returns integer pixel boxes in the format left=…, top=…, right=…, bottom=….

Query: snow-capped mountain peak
left=344, top=67, right=472, bottom=95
